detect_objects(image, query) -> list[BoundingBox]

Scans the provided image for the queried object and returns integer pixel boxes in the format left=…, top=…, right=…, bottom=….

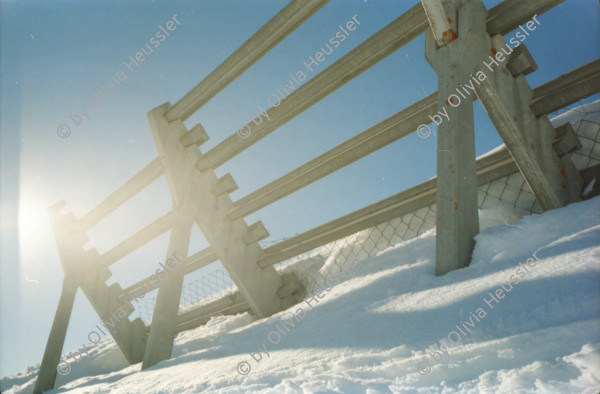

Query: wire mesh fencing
left=277, top=205, right=438, bottom=296
left=134, top=100, right=599, bottom=328
left=558, top=100, right=600, bottom=170
left=135, top=268, right=237, bottom=324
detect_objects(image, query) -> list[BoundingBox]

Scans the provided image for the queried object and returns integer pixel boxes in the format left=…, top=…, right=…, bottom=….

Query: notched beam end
left=506, top=44, right=538, bottom=77
left=213, top=173, right=238, bottom=196
left=48, top=200, right=67, bottom=215
left=242, top=221, right=270, bottom=245
left=180, top=124, right=209, bottom=147
left=553, top=122, right=582, bottom=157
left=195, top=158, right=211, bottom=172
left=147, top=102, right=172, bottom=121
left=84, top=248, right=109, bottom=279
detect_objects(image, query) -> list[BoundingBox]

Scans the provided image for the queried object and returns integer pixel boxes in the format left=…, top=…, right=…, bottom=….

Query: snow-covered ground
left=3, top=195, right=599, bottom=393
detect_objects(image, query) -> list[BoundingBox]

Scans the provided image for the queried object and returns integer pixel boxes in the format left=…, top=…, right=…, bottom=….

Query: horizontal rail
left=111, top=56, right=598, bottom=305
left=197, top=0, right=566, bottom=171
left=256, top=57, right=600, bottom=265
left=184, top=248, right=219, bottom=274
left=107, top=0, right=579, bottom=326
left=485, top=0, right=565, bottom=35
left=530, top=58, right=600, bottom=116
left=165, top=0, right=330, bottom=122
left=197, top=3, right=428, bottom=170
left=112, top=54, right=598, bottom=313
left=257, top=147, right=517, bottom=268
left=228, top=93, right=437, bottom=220
left=114, top=152, right=517, bottom=333
left=119, top=247, right=218, bottom=300
left=80, top=158, right=164, bottom=231
left=229, top=57, right=600, bottom=220
left=99, top=212, right=173, bottom=269
left=175, top=292, right=249, bottom=333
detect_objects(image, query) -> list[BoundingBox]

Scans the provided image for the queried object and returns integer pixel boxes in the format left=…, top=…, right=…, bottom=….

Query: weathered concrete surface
left=425, top=0, right=488, bottom=276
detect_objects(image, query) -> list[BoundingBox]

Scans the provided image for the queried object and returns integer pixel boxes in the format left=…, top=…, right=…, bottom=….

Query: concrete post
left=34, top=201, right=88, bottom=393
left=36, top=200, right=148, bottom=390
left=473, top=34, right=581, bottom=209
left=143, top=102, right=304, bottom=368
left=425, top=0, right=489, bottom=275
left=420, top=0, right=458, bottom=47
left=33, top=277, right=79, bottom=394
left=142, top=209, right=194, bottom=369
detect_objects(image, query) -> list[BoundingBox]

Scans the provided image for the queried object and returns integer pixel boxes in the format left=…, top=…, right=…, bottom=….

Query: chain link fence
left=134, top=100, right=599, bottom=326
left=554, top=100, right=600, bottom=170
left=134, top=268, right=237, bottom=324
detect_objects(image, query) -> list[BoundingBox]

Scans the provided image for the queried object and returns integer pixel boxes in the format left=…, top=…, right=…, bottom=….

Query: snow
left=3, top=196, right=599, bottom=394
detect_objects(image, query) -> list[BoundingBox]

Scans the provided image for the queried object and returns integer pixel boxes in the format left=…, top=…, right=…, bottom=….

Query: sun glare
left=18, top=196, right=51, bottom=248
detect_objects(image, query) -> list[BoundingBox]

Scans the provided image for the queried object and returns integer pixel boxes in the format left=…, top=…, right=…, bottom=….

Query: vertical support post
left=425, top=0, right=489, bottom=275
left=144, top=102, right=304, bottom=368
left=420, top=0, right=458, bottom=47
left=142, top=208, right=194, bottom=369
left=35, top=200, right=148, bottom=390
left=33, top=278, right=79, bottom=394
left=34, top=201, right=87, bottom=393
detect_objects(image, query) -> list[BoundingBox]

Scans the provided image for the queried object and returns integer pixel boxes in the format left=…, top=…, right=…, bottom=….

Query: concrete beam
left=120, top=55, right=598, bottom=300
left=165, top=0, right=330, bottom=122
left=119, top=247, right=218, bottom=300
left=142, top=107, right=213, bottom=369
left=420, top=0, right=459, bottom=47
left=530, top=58, right=600, bottom=116
left=36, top=202, right=147, bottom=392
left=77, top=253, right=146, bottom=365
left=79, top=158, right=164, bottom=231
left=142, top=212, right=195, bottom=369
left=506, top=44, right=538, bottom=77
left=99, top=211, right=173, bottom=269
left=180, top=124, right=209, bottom=147
left=175, top=292, right=250, bottom=333
left=228, top=93, right=437, bottom=220
left=196, top=0, right=566, bottom=171
left=258, top=147, right=516, bottom=268
left=485, top=0, right=565, bottom=36
left=196, top=3, right=429, bottom=170
left=553, top=123, right=582, bottom=157
left=214, top=174, right=238, bottom=196
left=474, top=34, right=579, bottom=210
left=228, top=58, right=599, bottom=221
left=33, top=278, right=79, bottom=394
left=425, top=0, right=487, bottom=276
left=144, top=103, right=304, bottom=367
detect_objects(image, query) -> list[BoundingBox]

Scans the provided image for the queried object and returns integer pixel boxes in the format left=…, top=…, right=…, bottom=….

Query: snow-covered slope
left=3, top=196, right=599, bottom=393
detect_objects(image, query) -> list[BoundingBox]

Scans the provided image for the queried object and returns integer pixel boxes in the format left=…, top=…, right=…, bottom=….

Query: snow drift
left=2, top=194, right=599, bottom=393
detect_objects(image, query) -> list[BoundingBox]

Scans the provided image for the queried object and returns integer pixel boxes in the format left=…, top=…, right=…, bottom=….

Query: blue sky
left=0, top=0, right=598, bottom=378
